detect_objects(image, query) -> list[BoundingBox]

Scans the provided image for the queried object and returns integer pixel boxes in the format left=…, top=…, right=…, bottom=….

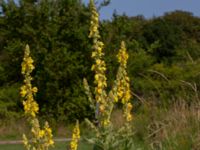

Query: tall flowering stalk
left=21, top=45, right=38, bottom=117
left=70, top=121, right=80, bottom=150
left=20, top=45, right=54, bottom=150
left=116, top=41, right=133, bottom=122
left=89, top=0, right=111, bottom=127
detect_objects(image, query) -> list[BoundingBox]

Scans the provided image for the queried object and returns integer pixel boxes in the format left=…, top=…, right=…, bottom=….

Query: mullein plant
left=88, top=0, right=112, bottom=128
left=20, top=45, right=54, bottom=150
left=83, top=0, right=135, bottom=149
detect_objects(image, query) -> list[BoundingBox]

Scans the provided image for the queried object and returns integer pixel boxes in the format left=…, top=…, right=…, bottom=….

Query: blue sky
left=83, top=0, right=200, bottom=20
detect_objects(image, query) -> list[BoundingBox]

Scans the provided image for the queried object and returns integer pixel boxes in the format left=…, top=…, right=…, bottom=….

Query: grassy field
left=1, top=102, right=200, bottom=150
left=0, top=141, right=92, bottom=150
left=0, top=119, right=94, bottom=150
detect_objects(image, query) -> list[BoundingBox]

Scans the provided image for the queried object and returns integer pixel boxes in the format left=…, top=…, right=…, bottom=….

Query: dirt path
left=0, top=138, right=71, bottom=145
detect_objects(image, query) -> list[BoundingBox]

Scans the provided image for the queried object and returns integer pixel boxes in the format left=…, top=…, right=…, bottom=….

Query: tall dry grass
left=134, top=99, right=200, bottom=150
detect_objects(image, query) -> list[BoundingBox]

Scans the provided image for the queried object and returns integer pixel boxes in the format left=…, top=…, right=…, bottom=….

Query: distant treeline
left=0, top=0, right=200, bottom=122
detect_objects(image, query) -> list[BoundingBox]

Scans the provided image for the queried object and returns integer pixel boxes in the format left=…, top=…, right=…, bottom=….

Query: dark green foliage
left=0, top=83, right=22, bottom=120
left=142, top=18, right=182, bottom=63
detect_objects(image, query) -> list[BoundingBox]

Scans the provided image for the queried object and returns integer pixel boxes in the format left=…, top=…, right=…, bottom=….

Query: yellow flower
left=20, top=86, right=27, bottom=97
left=38, top=130, right=45, bottom=138
left=99, top=104, right=105, bottom=112
left=126, top=114, right=132, bottom=122
left=91, top=52, right=97, bottom=57
left=97, top=82, right=103, bottom=88
left=94, top=74, right=99, bottom=81
left=32, top=87, right=38, bottom=93
left=48, top=139, right=54, bottom=145
left=21, top=63, right=26, bottom=74
left=26, top=57, right=33, bottom=65
left=29, top=64, right=35, bottom=71
left=113, top=95, right=118, bottom=102
left=127, top=102, right=132, bottom=109
left=103, top=119, right=110, bottom=127
left=44, top=127, right=52, bottom=135
left=96, top=59, right=101, bottom=65
left=96, top=87, right=102, bottom=94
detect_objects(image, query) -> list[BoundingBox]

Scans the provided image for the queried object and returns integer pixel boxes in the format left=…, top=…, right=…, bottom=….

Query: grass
left=0, top=141, right=92, bottom=150
left=0, top=119, right=94, bottom=150
left=0, top=118, right=28, bottom=141
left=0, top=144, right=23, bottom=150
left=1, top=100, right=200, bottom=150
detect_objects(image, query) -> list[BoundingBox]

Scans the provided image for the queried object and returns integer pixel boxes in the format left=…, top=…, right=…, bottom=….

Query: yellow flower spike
left=23, top=134, right=31, bottom=150
left=44, top=122, right=54, bottom=146
left=89, top=0, right=111, bottom=127
left=125, top=102, right=133, bottom=122
left=70, top=121, right=80, bottom=150
left=117, top=41, right=129, bottom=67
left=21, top=44, right=54, bottom=150
left=115, top=41, right=133, bottom=121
